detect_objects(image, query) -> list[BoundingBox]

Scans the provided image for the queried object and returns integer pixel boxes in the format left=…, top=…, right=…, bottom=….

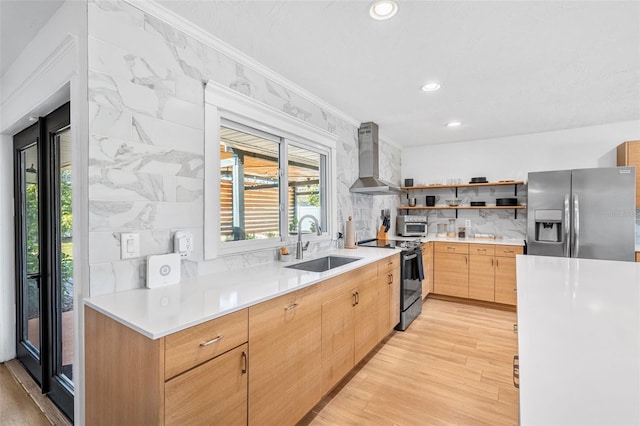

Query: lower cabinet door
left=164, top=343, right=248, bottom=426
left=434, top=252, right=469, bottom=298
left=354, top=277, right=379, bottom=364
left=469, top=255, right=495, bottom=302
left=495, top=256, right=518, bottom=305
left=248, top=285, right=322, bottom=425
left=321, top=291, right=355, bottom=395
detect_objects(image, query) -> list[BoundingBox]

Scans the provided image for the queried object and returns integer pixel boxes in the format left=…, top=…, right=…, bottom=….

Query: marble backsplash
left=87, top=0, right=401, bottom=296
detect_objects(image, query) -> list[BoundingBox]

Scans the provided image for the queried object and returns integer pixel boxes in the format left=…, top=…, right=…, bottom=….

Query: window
left=205, top=81, right=337, bottom=258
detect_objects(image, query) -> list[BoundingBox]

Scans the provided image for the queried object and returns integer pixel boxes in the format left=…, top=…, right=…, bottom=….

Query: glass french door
left=14, top=102, right=74, bottom=421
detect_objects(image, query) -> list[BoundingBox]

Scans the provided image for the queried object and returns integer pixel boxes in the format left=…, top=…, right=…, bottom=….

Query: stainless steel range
left=358, top=239, right=423, bottom=330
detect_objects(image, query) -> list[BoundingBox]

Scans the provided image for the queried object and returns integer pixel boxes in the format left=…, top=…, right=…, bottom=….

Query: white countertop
left=84, top=247, right=399, bottom=340
left=516, top=255, right=640, bottom=426
left=394, top=234, right=525, bottom=246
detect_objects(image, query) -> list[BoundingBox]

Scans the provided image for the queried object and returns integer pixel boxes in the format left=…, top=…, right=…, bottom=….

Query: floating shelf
left=398, top=205, right=525, bottom=210
left=401, top=180, right=526, bottom=191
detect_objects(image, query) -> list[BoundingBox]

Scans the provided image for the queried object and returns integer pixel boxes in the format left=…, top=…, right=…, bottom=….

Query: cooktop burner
left=358, top=239, right=422, bottom=250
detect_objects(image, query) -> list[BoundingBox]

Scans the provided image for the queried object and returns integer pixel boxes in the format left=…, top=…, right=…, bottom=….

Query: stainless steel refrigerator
left=527, top=167, right=636, bottom=261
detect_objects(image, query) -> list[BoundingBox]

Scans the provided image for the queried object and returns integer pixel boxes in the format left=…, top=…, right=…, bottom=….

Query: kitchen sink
left=286, top=256, right=362, bottom=272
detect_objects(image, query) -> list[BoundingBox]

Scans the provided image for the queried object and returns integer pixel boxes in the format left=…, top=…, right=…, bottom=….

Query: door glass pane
left=219, top=126, right=280, bottom=242
left=57, top=128, right=73, bottom=387
left=288, top=145, right=324, bottom=236
left=22, top=145, right=40, bottom=356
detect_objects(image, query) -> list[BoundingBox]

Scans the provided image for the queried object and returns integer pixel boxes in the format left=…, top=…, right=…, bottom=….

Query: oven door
left=401, top=251, right=423, bottom=309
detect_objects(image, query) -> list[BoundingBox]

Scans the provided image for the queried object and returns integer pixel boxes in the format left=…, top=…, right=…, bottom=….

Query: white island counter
left=516, top=255, right=640, bottom=426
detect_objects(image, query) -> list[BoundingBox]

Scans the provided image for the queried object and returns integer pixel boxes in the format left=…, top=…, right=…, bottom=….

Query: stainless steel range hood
left=350, top=122, right=401, bottom=195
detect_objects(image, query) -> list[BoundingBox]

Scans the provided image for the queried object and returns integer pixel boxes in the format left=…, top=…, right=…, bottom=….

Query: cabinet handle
left=388, top=273, right=393, bottom=285
left=491, top=258, right=494, bottom=267
left=352, top=292, right=357, bottom=306
left=513, top=323, right=518, bottom=333
left=504, top=250, right=515, bottom=254
left=496, top=259, right=499, bottom=267
left=513, top=355, right=520, bottom=389
left=241, top=351, right=247, bottom=374
left=200, top=335, right=224, bottom=347
left=478, top=248, right=486, bottom=252
left=465, top=256, right=467, bottom=264
left=447, top=246, right=455, bottom=252
left=284, top=303, right=299, bottom=311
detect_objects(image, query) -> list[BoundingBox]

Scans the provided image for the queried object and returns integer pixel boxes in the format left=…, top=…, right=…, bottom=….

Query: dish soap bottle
left=337, top=232, right=345, bottom=249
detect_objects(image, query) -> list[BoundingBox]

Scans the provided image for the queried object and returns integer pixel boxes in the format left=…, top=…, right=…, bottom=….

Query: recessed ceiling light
left=369, top=0, right=398, bottom=20
left=421, top=82, right=441, bottom=92
left=447, top=121, right=462, bottom=127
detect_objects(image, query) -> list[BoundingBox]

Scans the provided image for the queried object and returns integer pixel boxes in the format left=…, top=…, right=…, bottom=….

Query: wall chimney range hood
left=350, top=122, right=401, bottom=195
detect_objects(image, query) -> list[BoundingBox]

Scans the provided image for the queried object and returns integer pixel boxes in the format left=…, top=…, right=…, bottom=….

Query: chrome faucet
left=296, top=215, right=321, bottom=259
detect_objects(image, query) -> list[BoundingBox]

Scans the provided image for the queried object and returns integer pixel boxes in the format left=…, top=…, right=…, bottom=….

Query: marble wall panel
left=87, top=0, right=401, bottom=295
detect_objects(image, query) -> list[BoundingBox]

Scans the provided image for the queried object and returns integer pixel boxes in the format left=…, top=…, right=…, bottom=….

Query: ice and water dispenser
left=533, top=210, right=563, bottom=243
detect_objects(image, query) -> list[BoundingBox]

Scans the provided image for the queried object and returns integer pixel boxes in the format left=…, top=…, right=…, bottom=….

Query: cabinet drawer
left=377, top=254, right=399, bottom=274
left=435, top=242, right=469, bottom=254
left=165, top=309, right=248, bottom=380
left=495, top=245, right=524, bottom=258
left=468, top=244, right=495, bottom=256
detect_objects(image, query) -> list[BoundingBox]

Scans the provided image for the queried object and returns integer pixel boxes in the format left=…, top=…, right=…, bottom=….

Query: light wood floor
left=0, top=362, right=50, bottom=426
left=300, top=298, right=519, bottom=426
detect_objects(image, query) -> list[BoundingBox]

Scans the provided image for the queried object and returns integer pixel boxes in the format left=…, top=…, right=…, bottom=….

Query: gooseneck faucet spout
left=296, top=215, right=321, bottom=259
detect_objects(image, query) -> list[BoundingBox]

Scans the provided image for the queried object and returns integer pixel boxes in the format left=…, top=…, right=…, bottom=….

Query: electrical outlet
left=465, top=220, right=471, bottom=227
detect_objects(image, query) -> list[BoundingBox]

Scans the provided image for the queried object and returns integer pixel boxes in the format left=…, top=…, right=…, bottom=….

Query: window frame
left=204, top=81, right=337, bottom=259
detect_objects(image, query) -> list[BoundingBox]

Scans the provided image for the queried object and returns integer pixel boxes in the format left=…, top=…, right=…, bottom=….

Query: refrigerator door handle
left=564, top=193, right=570, bottom=257
left=573, top=194, right=580, bottom=258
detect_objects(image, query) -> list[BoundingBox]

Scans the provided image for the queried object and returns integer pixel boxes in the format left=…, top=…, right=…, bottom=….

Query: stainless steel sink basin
left=286, top=256, right=361, bottom=272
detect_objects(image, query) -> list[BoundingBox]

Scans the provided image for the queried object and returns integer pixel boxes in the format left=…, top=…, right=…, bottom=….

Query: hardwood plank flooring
left=300, top=298, right=519, bottom=426
left=0, top=362, right=50, bottom=426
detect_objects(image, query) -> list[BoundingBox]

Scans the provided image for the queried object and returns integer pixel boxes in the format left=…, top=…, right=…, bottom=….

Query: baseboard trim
left=426, top=293, right=517, bottom=312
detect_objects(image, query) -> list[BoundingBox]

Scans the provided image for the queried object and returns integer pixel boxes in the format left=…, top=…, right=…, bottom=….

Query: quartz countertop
left=393, top=234, right=525, bottom=246
left=516, top=255, right=640, bottom=425
left=84, top=247, right=399, bottom=340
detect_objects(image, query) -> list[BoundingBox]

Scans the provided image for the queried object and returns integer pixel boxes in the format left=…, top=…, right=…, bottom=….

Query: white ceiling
left=2, top=1, right=638, bottom=147
left=0, top=0, right=64, bottom=77
left=157, top=0, right=640, bottom=147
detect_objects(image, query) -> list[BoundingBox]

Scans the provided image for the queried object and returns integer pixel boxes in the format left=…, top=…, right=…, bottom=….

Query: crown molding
left=123, top=0, right=361, bottom=130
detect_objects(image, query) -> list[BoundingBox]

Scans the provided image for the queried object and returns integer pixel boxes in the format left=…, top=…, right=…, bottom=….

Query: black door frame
left=13, top=102, right=74, bottom=421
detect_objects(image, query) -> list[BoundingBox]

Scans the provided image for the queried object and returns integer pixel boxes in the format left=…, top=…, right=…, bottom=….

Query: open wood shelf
left=397, top=205, right=525, bottom=210
left=401, top=180, right=525, bottom=190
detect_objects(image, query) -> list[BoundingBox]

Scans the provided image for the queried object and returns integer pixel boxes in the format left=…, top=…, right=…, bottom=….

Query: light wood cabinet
left=421, top=242, right=434, bottom=298
left=86, top=254, right=399, bottom=426
left=321, top=263, right=379, bottom=394
left=636, top=252, right=640, bottom=262
left=248, top=284, right=322, bottom=426
left=377, top=256, right=400, bottom=340
left=165, top=343, right=247, bottom=426
left=85, top=306, right=248, bottom=426
left=165, top=308, right=248, bottom=380
left=434, top=242, right=469, bottom=298
left=494, top=245, right=523, bottom=305
left=432, top=242, right=523, bottom=306
left=468, top=244, right=495, bottom=302
left=617, top=140, right=640, bottom=206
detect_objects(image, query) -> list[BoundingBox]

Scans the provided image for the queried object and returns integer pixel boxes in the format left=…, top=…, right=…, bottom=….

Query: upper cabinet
left=616, top=140, right=640, bottom=206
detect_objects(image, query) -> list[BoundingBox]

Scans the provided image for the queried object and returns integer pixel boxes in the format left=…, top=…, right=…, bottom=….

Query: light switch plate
left=120, top=233, right=140, bottom=259
left=147, top=253, right=181, bottom=289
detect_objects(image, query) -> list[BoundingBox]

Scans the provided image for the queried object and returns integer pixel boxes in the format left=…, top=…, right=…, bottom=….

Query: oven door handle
left=403, top=253, right=418, bottom=261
